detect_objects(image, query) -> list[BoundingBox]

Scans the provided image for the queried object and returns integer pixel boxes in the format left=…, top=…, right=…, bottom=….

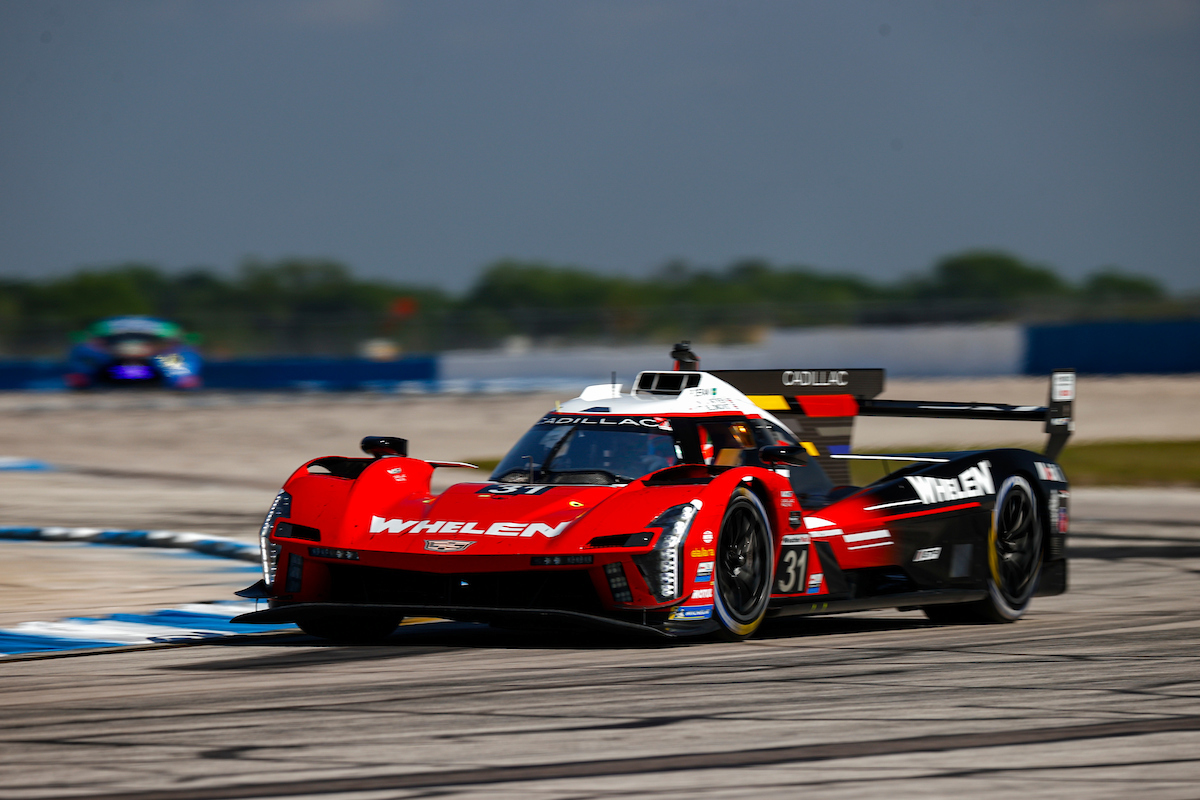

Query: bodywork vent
left=634, top=371, right=701, bottom=396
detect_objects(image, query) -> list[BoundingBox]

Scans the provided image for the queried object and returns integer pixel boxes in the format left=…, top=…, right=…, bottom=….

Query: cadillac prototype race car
left=234, top=345, right=1075, bottom=642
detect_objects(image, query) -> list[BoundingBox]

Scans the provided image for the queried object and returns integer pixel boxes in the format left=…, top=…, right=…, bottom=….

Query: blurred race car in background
left=65, top=316, right=203, bottom=389
left=236, top=344, right=1074, bottom=642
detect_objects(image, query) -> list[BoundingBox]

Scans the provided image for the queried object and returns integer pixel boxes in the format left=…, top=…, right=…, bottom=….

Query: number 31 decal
left=774, top=545, right=809, bottom=594
left=477, top=484, right=552, bottom=496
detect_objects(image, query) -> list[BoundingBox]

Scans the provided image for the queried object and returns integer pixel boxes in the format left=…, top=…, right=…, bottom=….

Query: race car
left=65, top=316, right=203, bottom=389
left=234, top=344, right=1074, bottom=641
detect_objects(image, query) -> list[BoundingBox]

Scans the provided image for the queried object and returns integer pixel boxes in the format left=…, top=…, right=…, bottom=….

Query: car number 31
left=774, top=545, right=809, bottom=594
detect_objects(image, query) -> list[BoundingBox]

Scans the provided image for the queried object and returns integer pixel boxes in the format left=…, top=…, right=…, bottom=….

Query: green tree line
left=0, top=251, right=1181, bottom=357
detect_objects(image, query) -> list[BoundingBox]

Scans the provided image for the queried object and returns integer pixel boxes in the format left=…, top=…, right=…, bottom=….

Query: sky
left=2, top=0, right=1198, bottom=293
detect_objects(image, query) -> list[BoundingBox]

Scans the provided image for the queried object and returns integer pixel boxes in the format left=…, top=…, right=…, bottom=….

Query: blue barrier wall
left=0, top=360, right=69, bottom=391
left=3, top=321, right=1197, bottom=390
left=1025, top=319, right=1200, bottom=375
left=0, top=357, right=437, bottom=391
left=203, top=357, right=437, bottom=389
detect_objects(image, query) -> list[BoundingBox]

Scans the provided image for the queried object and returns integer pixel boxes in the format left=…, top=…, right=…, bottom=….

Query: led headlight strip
left=258, top=491, right=292, bottom=586
left=632, top=500, right=702, bottom=602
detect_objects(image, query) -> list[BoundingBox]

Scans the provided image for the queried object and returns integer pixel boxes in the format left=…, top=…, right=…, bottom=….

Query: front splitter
left=232, top=602, right=689, bottom=638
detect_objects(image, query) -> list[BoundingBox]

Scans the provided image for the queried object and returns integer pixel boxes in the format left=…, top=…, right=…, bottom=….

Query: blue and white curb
left=0, top=525, right=260, bottom=562
left=0, top=602, right=296, bottom=656
left=0, top=526, right=287, bottom=656
left=0, top=457, right=55, bottom=471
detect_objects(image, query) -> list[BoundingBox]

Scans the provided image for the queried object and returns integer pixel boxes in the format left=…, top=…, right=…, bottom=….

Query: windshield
left=101, top=333, right=166, bottom=358
left=491, top=422, right=682, bottom=485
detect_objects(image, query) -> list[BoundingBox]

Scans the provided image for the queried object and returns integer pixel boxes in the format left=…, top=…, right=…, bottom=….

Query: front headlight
left=259, top=491, right=292, bottom=586
left=632, top=500, right=702, bottom=602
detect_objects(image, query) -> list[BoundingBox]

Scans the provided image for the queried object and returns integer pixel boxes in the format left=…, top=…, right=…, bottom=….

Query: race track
left=2, top=488, right=1199, bottom=799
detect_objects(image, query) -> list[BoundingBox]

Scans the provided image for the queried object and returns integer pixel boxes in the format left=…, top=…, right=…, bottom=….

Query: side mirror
left=361, top=436, right=408, bottom=458
left=759, top=445, right=810, bottom=466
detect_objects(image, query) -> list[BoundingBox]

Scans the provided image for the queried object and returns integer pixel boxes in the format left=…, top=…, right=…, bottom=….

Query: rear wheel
left=297, top=615, right=400, bottom=644
left=713, top=487, right=773, bottom=640
left=924, top=475, right=1043, bottom=624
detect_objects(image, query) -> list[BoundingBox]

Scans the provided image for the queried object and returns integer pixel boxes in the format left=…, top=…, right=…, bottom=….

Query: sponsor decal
left=154, top=353, right=190, bottom=376
left=788, top=512, right=803, bottom=528
left=369, top=516, right=570, bottom=538
left=807, top=573, right=823, bottom=587
left=1050, top=489, right=1070, bottom=534
left=692, top=587, right=714, bottom=600
left=690, top=547, right=715, bottom=558
left=702, top=398, right=737, bottom=412
left=1052, top=372, right=1076, bottom=402
left=781, top=533, right=810, bottom=546
left=906, top=461, right=995, bottom=505
left=702, top=531, right=714, bottom=544
left=424, top=540, right=474, bottom=553
left=387, top=467, right=408, bottom=483
left=538, top=415, right=673, bottom=431
left=477, top=484, right=553, bottom=495
left=668, top=605, right=713, bottom=620
left=696, top=560, right=714, bottom=576
left=912, top=547, right=942, bottom=563
left=1034, top=462, right=1066, bottom=483
left=781, top=370, right=849, bottom=388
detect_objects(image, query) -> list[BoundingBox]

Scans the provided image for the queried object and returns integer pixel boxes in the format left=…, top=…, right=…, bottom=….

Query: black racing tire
left=297, top=615, right=400, bottom=644
left=712, top=487, right=773, bottom=640
left=924, top=475, right=1043, bottom=624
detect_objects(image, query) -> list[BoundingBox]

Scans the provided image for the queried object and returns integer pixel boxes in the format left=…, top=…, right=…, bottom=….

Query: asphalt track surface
left=3, top=493, right=1200, bottom=799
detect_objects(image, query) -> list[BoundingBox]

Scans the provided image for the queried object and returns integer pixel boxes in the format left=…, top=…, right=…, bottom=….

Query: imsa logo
left=906, top=461, right=995, bottom=505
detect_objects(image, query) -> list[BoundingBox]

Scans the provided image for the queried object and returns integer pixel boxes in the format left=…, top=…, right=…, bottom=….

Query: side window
left=698, top=420, right=757, bottom=467
left=751, top=420, right=834, bottom=502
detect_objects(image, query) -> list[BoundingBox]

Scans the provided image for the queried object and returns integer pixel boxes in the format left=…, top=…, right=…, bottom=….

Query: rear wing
left=709, top=368, right=1075, bottom=485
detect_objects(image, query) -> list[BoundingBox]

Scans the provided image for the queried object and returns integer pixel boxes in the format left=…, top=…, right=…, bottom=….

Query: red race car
left=235, top=345, right=1073, bottom=642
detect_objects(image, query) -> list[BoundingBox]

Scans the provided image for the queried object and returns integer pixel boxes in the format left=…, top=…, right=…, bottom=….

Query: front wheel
left=297, top=615, right=400, bottom=644
left=924, top=475, right=1043, bottom=624
left=713, top=487, right=773, bottom=640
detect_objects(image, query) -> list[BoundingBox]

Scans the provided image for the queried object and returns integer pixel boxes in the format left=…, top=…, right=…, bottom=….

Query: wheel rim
left=716, top=497, right=771, bottom=625
left=992, top=480, right=1042, bottom=604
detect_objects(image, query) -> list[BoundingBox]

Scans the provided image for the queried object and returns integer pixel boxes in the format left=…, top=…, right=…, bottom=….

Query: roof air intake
left=635, top=371, right=701, bottom=395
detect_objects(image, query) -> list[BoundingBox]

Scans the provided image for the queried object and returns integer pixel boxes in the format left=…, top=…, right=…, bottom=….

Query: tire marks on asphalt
left=55, top=715, right=1200, bottom=800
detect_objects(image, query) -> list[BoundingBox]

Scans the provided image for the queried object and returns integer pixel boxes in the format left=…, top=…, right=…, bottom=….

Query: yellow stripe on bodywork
left=747, top=394, right=790, bottom=411
left=800, top=441, right=820, bottom=456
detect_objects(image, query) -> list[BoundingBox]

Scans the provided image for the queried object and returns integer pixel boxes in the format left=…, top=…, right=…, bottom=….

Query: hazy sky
left=2, top=0, right=1198, bottom=292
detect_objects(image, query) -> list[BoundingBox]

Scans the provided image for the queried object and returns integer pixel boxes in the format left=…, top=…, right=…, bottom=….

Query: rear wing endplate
left=709, top=368, right=1075, bottom=484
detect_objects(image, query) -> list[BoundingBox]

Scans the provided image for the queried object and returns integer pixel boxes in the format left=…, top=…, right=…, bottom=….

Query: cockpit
left=491, top=413, right=835, bottom=502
